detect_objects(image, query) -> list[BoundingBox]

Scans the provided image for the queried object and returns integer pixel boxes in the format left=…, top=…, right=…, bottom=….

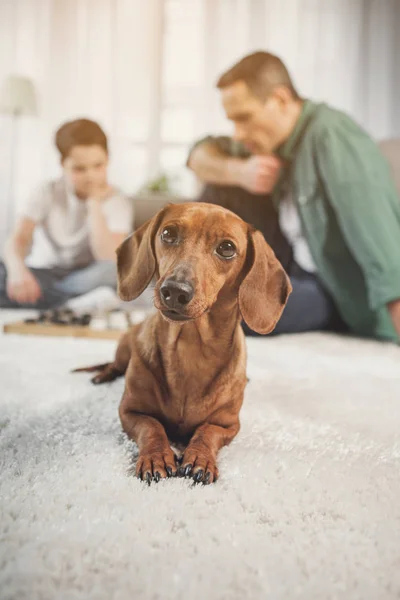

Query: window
left=159, top=0, right=206, bottom=196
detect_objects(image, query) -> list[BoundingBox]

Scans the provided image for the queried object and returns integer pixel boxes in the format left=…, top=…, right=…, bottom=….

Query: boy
left=0, top=118, right=133, bottom=311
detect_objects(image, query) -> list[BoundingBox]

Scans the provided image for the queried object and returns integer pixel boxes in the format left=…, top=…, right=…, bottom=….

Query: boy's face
left=62, top=145, right=109, bottom=198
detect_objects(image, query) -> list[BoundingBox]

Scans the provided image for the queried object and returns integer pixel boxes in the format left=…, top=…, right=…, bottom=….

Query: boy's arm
left=187, top=136, right=282, bottom=194
left=87, top=187, right=133, bottom=261
left=4, top=217, right=42, bottom=303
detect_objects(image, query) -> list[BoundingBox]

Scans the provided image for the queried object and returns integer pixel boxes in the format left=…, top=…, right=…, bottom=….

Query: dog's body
left=78, top=203, right=291, bottom=484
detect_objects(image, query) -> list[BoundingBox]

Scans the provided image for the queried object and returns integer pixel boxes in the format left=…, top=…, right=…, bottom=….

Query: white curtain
left=0, top=0, right=399, bottom=248
left=0, top=0, right=163, bottom=245
left=201, top=0, right=400, bottom=137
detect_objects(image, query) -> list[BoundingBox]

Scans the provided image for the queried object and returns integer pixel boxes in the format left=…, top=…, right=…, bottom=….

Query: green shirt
left=190, top=101, right=400, bottom=342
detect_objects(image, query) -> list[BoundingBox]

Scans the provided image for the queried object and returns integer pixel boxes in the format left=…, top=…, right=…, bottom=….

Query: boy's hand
left=7, top=265, right=42, bottom=304
left=87, top=183, right=113, bottom=202
left=238, top=155, right=282, bottom=195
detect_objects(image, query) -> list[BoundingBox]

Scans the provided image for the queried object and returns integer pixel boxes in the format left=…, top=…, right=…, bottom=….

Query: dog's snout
left=160, top=280, right=194, bottom=310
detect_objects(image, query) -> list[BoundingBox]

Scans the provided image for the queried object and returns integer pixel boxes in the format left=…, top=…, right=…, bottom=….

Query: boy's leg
left=242, top=272, right=345, bottom=336
left=53, top=260, right=117, bottom=297
left=0, top=262, right=71, bottom=309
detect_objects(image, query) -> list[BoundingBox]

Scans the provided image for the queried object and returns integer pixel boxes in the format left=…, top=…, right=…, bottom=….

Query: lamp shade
left=0, top=75, right=38, bottom=116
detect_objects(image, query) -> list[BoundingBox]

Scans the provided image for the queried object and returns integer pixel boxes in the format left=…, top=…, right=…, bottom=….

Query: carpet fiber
left=1, top=310, right=400, bottom=600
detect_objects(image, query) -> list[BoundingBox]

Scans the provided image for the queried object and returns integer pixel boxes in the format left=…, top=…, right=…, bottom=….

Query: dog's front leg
left=180, top=420, right=240, bottom=484
left=119, top=407, right=178, bottom=483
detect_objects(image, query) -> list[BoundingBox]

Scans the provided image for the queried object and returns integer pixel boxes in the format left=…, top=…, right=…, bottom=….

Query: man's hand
left=6, top=265, right=42, bottom=304
left=388, top=299, right=400, bottom=338
left=237, top=155, right=282, bottom=195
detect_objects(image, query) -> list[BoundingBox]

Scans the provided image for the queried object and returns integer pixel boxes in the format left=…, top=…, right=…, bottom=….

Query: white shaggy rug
left=1, top=309, right=400, bottom=600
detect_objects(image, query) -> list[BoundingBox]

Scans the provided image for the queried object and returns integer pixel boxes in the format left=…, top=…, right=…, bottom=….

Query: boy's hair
left=55, top=118, right=108, bottom=160
left=216, top=51, right=300, bottom=101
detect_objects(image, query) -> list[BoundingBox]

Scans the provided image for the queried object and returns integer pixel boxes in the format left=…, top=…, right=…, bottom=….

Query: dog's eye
left=216, top=240, right=237, bottom=259
left=161, top=226, right=179, bottom=244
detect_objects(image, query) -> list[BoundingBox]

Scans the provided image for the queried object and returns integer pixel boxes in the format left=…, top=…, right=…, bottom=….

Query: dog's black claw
left=184, top=465, right=192, bottom=477
left=177, top=466, right=185, bottom=477
left=154, top=471, right=161, bottom=483
left=166, top=467, right=173, bottom=477
left=203, top=472, right=211, bottom=485
left=145, top=472, right=152, bottom=486
left=193, top=470, right=204, bottom=483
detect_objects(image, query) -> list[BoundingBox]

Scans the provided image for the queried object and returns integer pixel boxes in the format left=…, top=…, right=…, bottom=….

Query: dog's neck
left=158, top=293, right=242, bottom=352
left=152, top=292, right=245, bottom=398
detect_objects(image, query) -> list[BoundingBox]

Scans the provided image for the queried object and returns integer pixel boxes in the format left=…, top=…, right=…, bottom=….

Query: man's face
left=62, top=145, right=108, bottom=198
left=221, top=80, right=288, bottom=155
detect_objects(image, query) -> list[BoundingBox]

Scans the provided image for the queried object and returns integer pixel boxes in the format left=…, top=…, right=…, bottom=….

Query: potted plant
left=133, top=172, right=188, bottom=229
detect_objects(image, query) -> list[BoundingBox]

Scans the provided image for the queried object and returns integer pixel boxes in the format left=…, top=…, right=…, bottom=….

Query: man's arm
left=316, top=125, right=400, bottom=339
left=187, top=137, right=282, bottom=195
left=188, top=140, right=246, bottom=187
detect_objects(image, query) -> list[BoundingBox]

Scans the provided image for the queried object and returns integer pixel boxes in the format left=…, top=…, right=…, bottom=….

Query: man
left=188, top=51, right=400, bottom=342
left=1, top=118, right=133, bottom=311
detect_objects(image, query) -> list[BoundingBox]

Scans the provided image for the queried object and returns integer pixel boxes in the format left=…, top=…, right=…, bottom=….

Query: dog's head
left=116, top=202, right=291, bottom=334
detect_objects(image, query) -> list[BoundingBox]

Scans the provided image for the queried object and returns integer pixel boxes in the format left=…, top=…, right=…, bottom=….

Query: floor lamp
left=0, top=75, right=38, bottom=234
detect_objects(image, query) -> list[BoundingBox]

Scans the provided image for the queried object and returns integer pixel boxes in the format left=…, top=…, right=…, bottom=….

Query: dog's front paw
left=179, top=448, right=219, bottom=485
left=135, top=448, right=178, bottom=484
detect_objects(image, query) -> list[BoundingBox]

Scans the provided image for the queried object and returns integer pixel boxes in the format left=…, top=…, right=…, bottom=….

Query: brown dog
left=77, top=202, right=291, bottom=484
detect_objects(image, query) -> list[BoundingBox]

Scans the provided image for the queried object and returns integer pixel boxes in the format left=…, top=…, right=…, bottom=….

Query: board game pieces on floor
left=3, top=308, right=152, bottom=340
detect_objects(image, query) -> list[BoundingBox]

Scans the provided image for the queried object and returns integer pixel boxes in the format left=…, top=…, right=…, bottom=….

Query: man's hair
left=216, top=51, right=299, bottom=100
left=55, top=118, right=108, bottom=160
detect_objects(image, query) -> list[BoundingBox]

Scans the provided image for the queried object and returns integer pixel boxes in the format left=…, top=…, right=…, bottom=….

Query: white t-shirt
left=21, top=178, right=134, bottom=269
left=279, top=192, right=316, bottom=274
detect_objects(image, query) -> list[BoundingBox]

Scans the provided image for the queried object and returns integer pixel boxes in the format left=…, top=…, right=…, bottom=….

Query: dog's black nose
left=160, top=280, right=194, bottom=310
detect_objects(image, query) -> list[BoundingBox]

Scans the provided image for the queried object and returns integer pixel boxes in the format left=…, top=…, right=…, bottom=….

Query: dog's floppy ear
left=116, top=208, right=166, bottom=301
left=239, top=228, right=292, bottom=334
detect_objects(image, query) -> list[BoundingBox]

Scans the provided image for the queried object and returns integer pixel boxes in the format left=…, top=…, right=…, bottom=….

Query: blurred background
left=0, top=0, right=399, bottom=249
